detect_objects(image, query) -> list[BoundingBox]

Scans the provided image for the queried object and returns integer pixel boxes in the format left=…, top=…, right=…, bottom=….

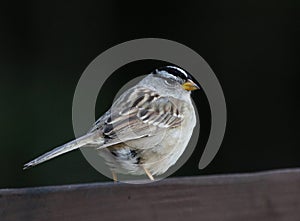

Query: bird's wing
left=23, top=87, right=186, bottom=169
left=89, top=86, right=185, bottom=148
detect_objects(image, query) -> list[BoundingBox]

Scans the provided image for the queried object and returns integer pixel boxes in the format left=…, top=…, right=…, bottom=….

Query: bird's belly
left=98, top=103, right=196, bottom=176
left=141, top=126, right=194, bottom=175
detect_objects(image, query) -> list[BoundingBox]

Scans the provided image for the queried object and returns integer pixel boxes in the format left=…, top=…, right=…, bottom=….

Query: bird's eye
left=164, top=79, right=175, bottom=87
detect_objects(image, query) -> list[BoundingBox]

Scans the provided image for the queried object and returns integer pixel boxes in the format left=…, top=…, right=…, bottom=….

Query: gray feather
left=23, top=133, right=100, bottom=169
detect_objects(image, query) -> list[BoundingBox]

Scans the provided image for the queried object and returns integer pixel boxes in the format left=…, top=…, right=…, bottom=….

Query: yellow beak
left=182, top=80, right=200, bottom=91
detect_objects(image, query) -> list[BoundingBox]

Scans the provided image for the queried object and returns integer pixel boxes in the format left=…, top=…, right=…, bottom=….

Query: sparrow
left=24, top=66, right=200, bottom=181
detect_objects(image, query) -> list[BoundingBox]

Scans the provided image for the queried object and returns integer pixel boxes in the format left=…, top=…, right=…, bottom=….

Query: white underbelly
left=98, top=102, right=197, bottom=176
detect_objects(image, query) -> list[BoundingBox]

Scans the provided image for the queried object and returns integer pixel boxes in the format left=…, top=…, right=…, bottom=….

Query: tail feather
left=23, top=133, right=97, bottom=170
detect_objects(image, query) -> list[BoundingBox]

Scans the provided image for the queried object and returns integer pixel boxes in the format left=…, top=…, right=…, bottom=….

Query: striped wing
left=89, top=86, right=184, bottom=147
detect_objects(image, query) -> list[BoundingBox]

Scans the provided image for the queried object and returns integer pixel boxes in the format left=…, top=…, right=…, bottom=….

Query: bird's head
left=154, top=66, right=200, bottom=92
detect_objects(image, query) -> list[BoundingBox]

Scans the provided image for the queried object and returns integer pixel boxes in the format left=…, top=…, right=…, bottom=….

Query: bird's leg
left=112, top=171, right=118, bottom=183
left=143, top=166, right=154, bottom=181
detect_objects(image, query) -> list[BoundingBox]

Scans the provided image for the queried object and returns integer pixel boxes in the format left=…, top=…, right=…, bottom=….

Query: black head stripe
left=154, top=66, right=201, bottom=89
left=165, top=66, right=188, bottom=78
left=156, top=66, right=190, bottom=82
left=156, top=66, right=191, bottom=82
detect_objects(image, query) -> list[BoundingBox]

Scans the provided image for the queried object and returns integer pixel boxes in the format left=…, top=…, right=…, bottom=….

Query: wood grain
left=1, top=169, right=300, bottom=221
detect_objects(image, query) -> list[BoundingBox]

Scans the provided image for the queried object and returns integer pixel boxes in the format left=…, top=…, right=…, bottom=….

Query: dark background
left=0, top=1, right=299, bottom=188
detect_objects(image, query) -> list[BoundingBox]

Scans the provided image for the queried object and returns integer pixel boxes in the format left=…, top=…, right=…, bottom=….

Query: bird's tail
left=23, top=133, right=97, bottom=170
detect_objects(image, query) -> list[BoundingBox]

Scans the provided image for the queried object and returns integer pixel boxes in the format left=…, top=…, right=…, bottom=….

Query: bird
left=23, top=66, right=200, bottom=181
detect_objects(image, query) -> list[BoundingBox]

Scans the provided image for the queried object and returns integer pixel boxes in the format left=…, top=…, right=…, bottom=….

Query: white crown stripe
left=165, top=66, right=188, bottom=78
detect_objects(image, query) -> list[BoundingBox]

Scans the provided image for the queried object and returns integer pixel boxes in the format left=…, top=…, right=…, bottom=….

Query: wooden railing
left=1, top=168, right=300, bottom=221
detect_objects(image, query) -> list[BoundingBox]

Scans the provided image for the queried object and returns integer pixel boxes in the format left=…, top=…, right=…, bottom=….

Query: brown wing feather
left=89, top=86, right=184, bottom=148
